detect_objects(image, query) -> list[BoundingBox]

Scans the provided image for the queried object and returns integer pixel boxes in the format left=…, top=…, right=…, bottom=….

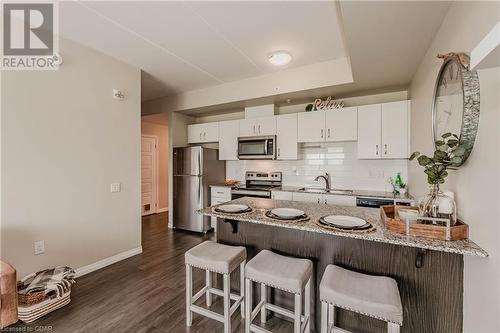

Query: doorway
left=141, top=135, right=159, bottom=216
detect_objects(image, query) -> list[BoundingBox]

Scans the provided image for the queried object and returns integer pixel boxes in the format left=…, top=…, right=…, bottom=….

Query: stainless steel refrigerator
left=173, top=147, right=225, bottom=232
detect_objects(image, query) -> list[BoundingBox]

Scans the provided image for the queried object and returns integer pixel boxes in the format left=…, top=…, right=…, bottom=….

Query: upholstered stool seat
left=185, top=241, right=246, bottom=333
left=185, top=240, right=246, bottom=274
left=320, top=265, right=403, bottom=333
left=245, top=250, right=312, bottom=333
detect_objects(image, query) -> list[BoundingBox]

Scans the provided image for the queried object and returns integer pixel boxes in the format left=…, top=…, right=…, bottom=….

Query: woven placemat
left=211, top=206, right=255, bottom=215
left=314, top=219, right=376, bottom=233
left=262, top=210, right=310, bottom=223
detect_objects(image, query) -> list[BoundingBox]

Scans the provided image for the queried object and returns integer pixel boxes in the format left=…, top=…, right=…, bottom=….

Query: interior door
left=357, top=104, right=382, bottom=159
left=325, top=107, right=358, bottom=142
left=382, top=101, right=408, bottom=159
left=297, top=110, right=326, bottom=143
left=276, top=113, right=298, bottom=160
left=141, top=136, right=158, bottom=216
left=219, top=120, right=239, bottom=160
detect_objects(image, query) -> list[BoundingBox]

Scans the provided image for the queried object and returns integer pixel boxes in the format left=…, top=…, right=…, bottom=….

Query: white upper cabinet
left=239, top=116, right=276, bottom=137
left=276, top=113, right=298, bottom=160
left=357, top=104, right=382, bottom=159
left=218, top=120, right=239, bottom=160
left=239, top=118, right=257, bottom=137
left=325, top=106, right=358, bottom=142
left=357, top=101, right=409, bottom=159
left=297, top=110, right=326, bottom=143
left=381, top=101, right=409, bottom=159
left=188, top=122, right=219, bottom=143
left=298, top=108, right=357, bottom=143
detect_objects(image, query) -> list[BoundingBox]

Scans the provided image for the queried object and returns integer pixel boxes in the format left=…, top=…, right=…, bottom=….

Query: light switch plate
left=34, top=240, right=45, bottom=255
left=110, top=183, right=121, bottom=193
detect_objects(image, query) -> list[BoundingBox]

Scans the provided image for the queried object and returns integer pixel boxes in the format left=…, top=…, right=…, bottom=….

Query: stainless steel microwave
left=237, top=135, right=276, bottom=160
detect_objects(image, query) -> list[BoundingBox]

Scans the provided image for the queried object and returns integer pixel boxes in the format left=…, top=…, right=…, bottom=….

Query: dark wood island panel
left=217, top=219, right=463, bottom=333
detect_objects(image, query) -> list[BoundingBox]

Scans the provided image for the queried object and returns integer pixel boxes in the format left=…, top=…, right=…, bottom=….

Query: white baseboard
left=75, top=246, right=143, bottom=278
left=157, top=207, right=169, bottom=213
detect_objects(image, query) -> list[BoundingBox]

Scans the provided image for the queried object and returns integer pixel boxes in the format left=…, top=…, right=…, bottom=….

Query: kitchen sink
left=298, top=187, right=354, bottom=195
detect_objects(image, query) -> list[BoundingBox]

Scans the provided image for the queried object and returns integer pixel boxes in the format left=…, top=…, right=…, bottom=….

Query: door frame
left=141, top=134, right=159, bottom=216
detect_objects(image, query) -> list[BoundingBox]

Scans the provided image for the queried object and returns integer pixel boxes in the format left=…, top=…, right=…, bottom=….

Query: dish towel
left=18, top=266, right=76, bottom=298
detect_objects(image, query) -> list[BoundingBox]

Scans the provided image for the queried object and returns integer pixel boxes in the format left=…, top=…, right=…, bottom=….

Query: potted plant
left=409, top=132, right=466, bottom=225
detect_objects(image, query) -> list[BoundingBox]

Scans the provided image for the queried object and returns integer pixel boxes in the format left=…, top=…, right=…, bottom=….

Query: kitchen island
left=198, top=197, right=487, bottom=333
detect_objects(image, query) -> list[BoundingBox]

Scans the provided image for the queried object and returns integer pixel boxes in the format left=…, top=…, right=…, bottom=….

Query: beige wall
left=408, top=2, right=500, bottom=331
left=1, top=37, right=142, bottom=278
left=141, top=121, right=169, bottom=210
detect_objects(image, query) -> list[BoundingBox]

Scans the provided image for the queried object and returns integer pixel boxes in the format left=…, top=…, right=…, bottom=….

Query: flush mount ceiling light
left=268, top=51, right=292, bottom=66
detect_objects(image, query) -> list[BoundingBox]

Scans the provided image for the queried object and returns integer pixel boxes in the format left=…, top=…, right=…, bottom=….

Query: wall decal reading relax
left=305, top=96, right=344, bottom=111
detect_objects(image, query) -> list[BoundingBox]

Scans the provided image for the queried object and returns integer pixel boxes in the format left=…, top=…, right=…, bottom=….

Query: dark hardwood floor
left=10, top=213, right=295, bottom=333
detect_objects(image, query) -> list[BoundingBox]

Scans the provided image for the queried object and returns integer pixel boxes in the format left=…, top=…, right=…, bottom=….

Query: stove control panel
left=245, top=171, right=282, bottom=181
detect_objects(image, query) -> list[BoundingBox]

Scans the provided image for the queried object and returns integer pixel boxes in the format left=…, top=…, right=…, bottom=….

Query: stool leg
left=223, top=273, right=231, bottom=333
left=294, top=293, right=302, bottom=333
left=245, top=279, right=252, bottom=333
left=185, top=265, right=192, bottom=326
left=206, top=270, right=212, bottom=307
left=260, top=283, right=267, bottom=324
left=304, top=278, right=311, bottom=333
left=328, top=304, right=334, bottom=328
left=321, top=302, right=328, bottom=333
left=387, top=322, right=401, bottom=333
left=240, top=261, right=246, bottom=319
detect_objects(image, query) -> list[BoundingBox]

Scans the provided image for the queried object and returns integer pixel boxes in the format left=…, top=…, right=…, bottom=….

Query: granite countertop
left=277, top=186, right=414, bottom=201
left=198, top=197, right=488, bottom=257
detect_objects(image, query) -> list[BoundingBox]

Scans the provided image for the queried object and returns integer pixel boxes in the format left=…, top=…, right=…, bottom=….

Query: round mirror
left=432, top=55, right=480, bottom=166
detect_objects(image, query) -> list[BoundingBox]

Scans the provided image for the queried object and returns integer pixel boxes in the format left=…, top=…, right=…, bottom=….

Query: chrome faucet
left=314, top=172, right=331, bottom=189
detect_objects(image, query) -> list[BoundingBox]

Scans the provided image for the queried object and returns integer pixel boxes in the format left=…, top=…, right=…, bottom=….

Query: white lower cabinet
left=271, top=190, right=293, bottom=200
left=210, top=186, right=232, bottom=230
left=292, top=192, right=356, bottom=207
left=324, top=195, right=356, bottom=206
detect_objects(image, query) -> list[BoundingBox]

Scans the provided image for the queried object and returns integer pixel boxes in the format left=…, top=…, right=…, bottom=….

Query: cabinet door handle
left=278, top=148, right=280, bottom=157
left=376, top=144, right=379, bottom=155
left=253, top=125, right=256, bottom=134
left=321, top=129, right=324, bottom=139
left=384, top=144, right=388, bottom=155
left=317, top=198, right=320, bottom=203
left=324, top=198, right=327, bottom=204
left=328, top=128, right=331, bottom=138
left=258, top=125, right=261, bottom=133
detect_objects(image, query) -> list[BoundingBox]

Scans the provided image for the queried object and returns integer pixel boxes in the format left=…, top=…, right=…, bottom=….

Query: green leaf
left=435, top=140, right=445, bottom=146
left=418, top=155, right=432, bottom=166
left=454, top=147, right=466, bottom=156
left=434, top=150, right=447, bottom=160
left=442, top=133, right=452, bottom=138
left=451, top=156, right=462, bottom=165
left=409, top=152, right=420, bottom=160
left=452, top=134, right=459, bottom=139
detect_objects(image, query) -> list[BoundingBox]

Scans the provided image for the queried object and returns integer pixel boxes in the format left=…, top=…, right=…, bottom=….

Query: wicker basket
left=17, top=281, right=68, bottom=307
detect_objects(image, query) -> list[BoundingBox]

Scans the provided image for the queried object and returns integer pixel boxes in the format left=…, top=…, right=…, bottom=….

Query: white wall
left=1, top=37, right=142, bottom=277
left=227, top=142, right=407, bottom=192
left=408, top=2, right=500, bottom=331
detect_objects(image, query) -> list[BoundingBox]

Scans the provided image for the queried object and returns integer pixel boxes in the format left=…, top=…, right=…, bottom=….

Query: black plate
left=265, top=210, right=308, bottom=221
left=318, top=216, right=371, bottom=230
left=215, top=207, right=253, bottom=214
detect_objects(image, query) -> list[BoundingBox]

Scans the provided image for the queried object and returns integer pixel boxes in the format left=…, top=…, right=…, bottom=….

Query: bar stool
left=185, top=241, right=246, bottom=333
left=320, top=265, right=403, bottom=333
left=244, top=250, right=312, bottom=333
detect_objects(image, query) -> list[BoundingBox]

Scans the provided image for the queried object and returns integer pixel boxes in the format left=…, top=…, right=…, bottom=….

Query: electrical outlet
left=110, top=183, right=121, bottom=193
left=34, top=240, right=45, bottom=255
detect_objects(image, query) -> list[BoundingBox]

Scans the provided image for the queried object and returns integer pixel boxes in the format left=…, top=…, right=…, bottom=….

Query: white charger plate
left=322, top=215, right=366, bottom=228
left=217, top=204, right=249, bottom=213
left=270, top=208, right=305, bottom=219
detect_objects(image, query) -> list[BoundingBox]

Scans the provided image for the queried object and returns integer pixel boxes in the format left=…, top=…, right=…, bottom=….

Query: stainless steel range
left=231, top=171, right=282, bottom=199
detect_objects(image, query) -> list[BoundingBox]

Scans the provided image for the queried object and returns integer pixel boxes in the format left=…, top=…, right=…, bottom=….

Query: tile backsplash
left=226, top=142, right=408, bottom=192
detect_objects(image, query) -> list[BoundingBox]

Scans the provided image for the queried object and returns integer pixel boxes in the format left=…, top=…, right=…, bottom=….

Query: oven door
left=238, top=136, right=276, bottom=160
left=231, top=189, right=271, bottom=200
